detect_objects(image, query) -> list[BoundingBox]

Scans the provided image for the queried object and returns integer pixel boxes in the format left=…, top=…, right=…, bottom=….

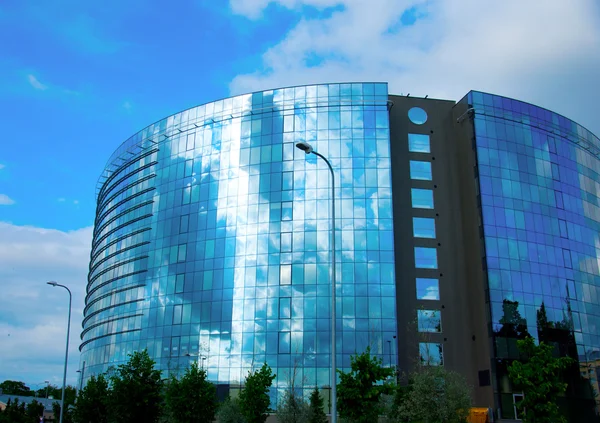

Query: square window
left=415, top=247, right=437, bottom=269
left=411, top=188, right=434, bottom=209
left=408, top=133, right=431, bottom=153
left=413, top=217, right=436, bottom=238
left=419, top=342, right=443, bottom=366
left=416, top=278, right=439, bottom=300
left=410, top=161, right=432, bottom=180
left=418, top=309, right=442, bottom=332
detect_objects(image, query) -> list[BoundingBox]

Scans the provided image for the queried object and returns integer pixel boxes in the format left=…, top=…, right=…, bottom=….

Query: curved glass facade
left=470, top=91, right=600, bottom=416
left=81, top=83, right=397, bottom=402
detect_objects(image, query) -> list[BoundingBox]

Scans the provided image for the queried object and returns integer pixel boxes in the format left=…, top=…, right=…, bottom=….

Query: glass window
left=408, top=133, right=430, bottom=153
left=179, top=215, right=189, bottom=233
left=418, top=309, right=441, bottom=332
left=419, top=343, right=443, bottom=366
left=410, top=160, right=432, bottom=180
left=175, top=274, right=185, bottom=294
left=408, top=107, right=428, bottom=124
left=415, top=247, right=437, bottom=268
left=413, top=217, right=436, bottom=238
left=416, top=278, right=439, bottom=300
left=411, top=188, right=434, bottom=209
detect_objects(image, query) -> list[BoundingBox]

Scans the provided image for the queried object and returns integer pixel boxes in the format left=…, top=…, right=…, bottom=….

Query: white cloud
left=57, top=197, right=66, bottom=202
left=27, top=74, right=49, bottom=91
left=0, top=194, right=15, bottom=205
left=0, top=222, right=92, bottom=386
left=0, top=164, right=5, bottom=170
left=229, top=0, right=600, bottom=136
left=229, top=0, right=339, bottom=19
left=73, top=200, right=79, bottom=205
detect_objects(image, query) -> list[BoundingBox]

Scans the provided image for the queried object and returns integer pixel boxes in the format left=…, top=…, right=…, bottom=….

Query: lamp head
left=295, top=142, right=313, bottom=154
left=47, top=281, right=58, bottom=287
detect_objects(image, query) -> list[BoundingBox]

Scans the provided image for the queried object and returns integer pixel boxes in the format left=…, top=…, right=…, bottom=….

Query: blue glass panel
left=416, top=278, right=439, bottom=300
left=409, top=160, right=432, bottom=180
left=408, top=133, right=430, bottom=153
left=415, top=247, right=437, bottom=269
left=417, top=309, right=441, bottom=332
left=413, top=217, right=436, bottom=238
left=411, top=189, right=434, bottom=209
left=408, top=107, right=428, bottom=125
left=419, top=343, right=443, bottom=366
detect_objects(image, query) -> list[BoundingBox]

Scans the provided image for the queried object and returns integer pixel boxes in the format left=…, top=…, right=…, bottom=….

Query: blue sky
left=0, top=0, right=599, bottom=387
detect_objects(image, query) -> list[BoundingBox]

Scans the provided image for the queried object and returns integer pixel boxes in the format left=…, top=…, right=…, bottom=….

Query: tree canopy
left=109, top=349, right=163, bottom=423
left=238, top=363, right=276, bottom=423
left=508, top=337, right=573, bottom=423
left=165, top=361, right=217, bottom=423
left=336, top=347, right=395, bottom=423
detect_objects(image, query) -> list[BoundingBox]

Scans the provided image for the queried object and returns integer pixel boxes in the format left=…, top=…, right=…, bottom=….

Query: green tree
left=25, top=400, right=45, bottom=422
left=72, top=374, right=109, bottom=423
left=109, top=349, right=163, bottom=423
left=37, top=385, right=77, bottom=404
left=238, top=363, right=276, bottom=423
left=217, top=397, right=246, bottom=423
left=508, top=337, right=573, bottom=423
left=336, top=347, right=395, bottom=423
left=0, top=398, right=26, bottom=423
left=306, top=388, right=327, bottom=423
left=395, top=365, right=472, bottom=423
left=165, top=361, right=217, bottom=423
left=0, top=380, right=32, bottom=396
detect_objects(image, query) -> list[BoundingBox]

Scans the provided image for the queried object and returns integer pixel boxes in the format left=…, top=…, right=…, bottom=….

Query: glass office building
left=81, top=83, right=397, bottom=402
left=81, top=83, right=600, bottom=418
left=468, top=92, right=600, bottom=417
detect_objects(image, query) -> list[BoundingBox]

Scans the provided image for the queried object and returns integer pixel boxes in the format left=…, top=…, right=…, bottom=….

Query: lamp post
left=47, top=281, right=72, bottom=423
left=295, top=142, right=337, bottom=423
left=45, top=380, right=50, bottom=399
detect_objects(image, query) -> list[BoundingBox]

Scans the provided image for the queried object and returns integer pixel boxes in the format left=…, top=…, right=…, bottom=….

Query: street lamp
left=295, top=142, right=338, bottom=423
left=47, top=281, right=72, bottom=423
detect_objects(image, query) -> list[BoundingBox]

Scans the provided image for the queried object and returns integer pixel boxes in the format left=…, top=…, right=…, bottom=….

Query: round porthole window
left=408, top=107, right=428, bottom=125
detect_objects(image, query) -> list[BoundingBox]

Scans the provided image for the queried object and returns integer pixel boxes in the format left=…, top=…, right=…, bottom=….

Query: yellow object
left=466, top=407, right=489, bottom=423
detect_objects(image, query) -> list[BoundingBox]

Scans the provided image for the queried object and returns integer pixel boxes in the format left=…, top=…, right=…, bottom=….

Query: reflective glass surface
left=411, top=188, right=434, bottom=209
left=415, top=247, right=438, bottom=269
left=408, top=133, right=431, bottom=153
left=81, top=83, right=397, bottom=404
left=417, top=309, right=442, bottom=332
left=413, top=217, right=436, bottom=238
left=419, top=342, right=443, bottom=365
left=416, top=278, right=439, bottom=300
left=470, top=91, right=600, bottom=413
left=409, top=160, right=432, bottom=180
left=408, top=107, right=428, bottom=125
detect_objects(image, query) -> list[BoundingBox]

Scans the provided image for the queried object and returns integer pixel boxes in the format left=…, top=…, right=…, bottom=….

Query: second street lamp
left=47, top=281, right=72, bottom=423
left=295, top=142, right=338, bottom=423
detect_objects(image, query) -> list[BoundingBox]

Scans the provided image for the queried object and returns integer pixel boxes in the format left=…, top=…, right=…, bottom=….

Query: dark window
left=478, top=370, right=491, bottom=386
